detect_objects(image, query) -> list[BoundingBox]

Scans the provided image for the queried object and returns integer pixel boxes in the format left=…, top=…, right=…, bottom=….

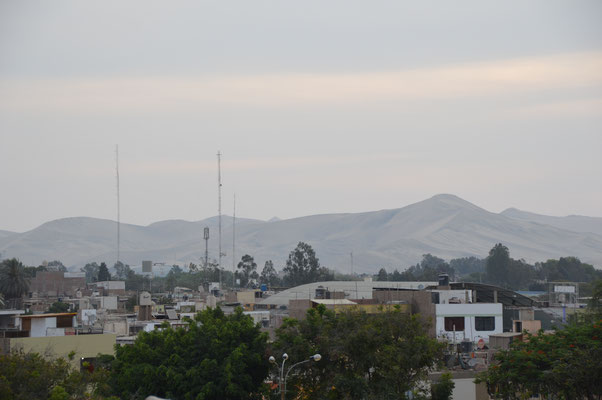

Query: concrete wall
left=30, top=272, right=85, bottom=297
left=450, top=378, right=490, bottom=400
left=430, top=371, right=490, bottom=400
left=10, top=334, right=116, bottom=366
left=237, top=291, right=260, bottom=305
left=30, top=317, right=56, bottom=337
left=373, top=290, right=436, bottom=336
left=96, top=281, right=125, bottom=291
left=99, top=296, right=118, bottom=310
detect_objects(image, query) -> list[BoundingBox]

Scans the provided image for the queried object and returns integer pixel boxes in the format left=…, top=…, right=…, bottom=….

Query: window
left=475, top=316, right=495, bottom=331
left=444, top=317, right=465, bottom=331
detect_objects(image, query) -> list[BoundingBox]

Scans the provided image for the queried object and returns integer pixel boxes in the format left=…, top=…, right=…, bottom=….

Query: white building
left=435, top=303, right=502, bottom=343
left=17, top=313, right=78, bottom=337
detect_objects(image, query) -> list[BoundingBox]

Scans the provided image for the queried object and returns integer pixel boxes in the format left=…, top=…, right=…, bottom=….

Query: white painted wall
left=99, top=296, right=118, bottom=310
left=451, top=378, right=476, bottom=400
left=30, top=317, right=57, bottom=337
left=97, top=281, right=125, bottom=290
left=436, top=303, right=503, bottom=342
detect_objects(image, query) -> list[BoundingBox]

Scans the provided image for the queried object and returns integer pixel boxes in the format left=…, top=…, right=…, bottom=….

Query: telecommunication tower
left=217, top=151, right=223, bottom=288
left=115, top=145, right=120, bottom=264
left=203, top=227, right=209, bottom=268
left=232, top=193, right=236, bottom=287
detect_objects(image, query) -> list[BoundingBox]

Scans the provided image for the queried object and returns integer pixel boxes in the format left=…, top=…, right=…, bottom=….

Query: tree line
left=375, top=243, right=602, bottom=294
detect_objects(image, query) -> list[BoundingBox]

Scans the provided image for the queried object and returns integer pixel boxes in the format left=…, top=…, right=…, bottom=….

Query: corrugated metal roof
left=311, top=299, right=358, bottom=305
left=259, top=281, right=436, bottom=306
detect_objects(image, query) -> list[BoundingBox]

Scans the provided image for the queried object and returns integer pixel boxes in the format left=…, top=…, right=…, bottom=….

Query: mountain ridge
left=1, top=194, right=601, bottom=272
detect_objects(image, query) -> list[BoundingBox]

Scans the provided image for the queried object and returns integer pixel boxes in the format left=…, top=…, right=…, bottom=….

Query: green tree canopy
left=113, top=261, right=134, bottom=281
left=486, top=243, right=511, bottom=287
left=0, top=351, right=105, bottom=400
left=273, top=306, right=444, bottom=399
left=97, top=262, right=111, bottom=282
left=47, top=260, right=67, bottom=272
left=377, top=267, right=388, bottom=281
left=47, top=301, right=70, bottom=313
left=476, top=320, right=602, bottom=399
left=282, top=242, right=322, bottom=286
left=81, top=262, right=100, bottom=283
left=0, top=258, right=30, bottom=308
left=236, top=254, right=258, bottom=288
left=260, top=260, right=280, bottom=288
left=110, top=307, right=269, bottom=400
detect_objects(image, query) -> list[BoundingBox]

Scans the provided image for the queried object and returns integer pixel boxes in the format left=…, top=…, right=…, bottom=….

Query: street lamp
left=269, top=353, right=321, bottom=400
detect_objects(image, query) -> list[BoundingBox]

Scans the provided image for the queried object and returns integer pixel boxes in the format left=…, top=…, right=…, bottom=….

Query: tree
left=282, top=242, right=321, bottom=286
left=377, top=267, right=388, bottom=281
left=449, top=256, right=486, bottom=277
left=22, top=265, right=47, bottom=279
left=236, top=254, right=258, bottom=288
left=81, top=262, right=100, bottom=283
left=166, top=265, right=183, bottom=291
left=397, top=254, right=454, bottom=281
left=113, top=261, right=133, bottom=281
left=97, top=262, right=111, bottom=282
left=47, top=260, right=67, bottom=272
left=0, top=258, right=30, bottom=308
left=47, top=301, right=71, bottom=313
left=430, top=372, right=455, bottom=400
left=110, top=307, right=269, bottom=400
left=274, top=306, right=445, bottom=399
left=260, top=261, right=280, bottom=288
left=486, top=244, right=511, bottom=287
left=0, top=351, right=106, bottom=400
left=476, top=321, right=602, bottom=399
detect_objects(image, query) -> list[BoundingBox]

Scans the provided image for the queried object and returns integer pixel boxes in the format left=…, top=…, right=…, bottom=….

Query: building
left=16, top=313, right=78, bottom=337
left=29, top=272, right=86, bottom=297
left=435, top=303, right=503, bottom=342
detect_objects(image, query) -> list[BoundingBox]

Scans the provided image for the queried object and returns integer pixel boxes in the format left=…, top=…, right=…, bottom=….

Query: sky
left=1, top=1, right=601, bottom=233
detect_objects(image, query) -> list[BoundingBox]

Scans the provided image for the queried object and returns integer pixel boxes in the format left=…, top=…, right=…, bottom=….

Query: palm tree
left=0, top=258, right=30, bottom=309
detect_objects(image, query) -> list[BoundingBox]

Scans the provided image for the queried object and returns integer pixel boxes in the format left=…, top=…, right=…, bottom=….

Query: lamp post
left=269, top=353, right=321, bottom=400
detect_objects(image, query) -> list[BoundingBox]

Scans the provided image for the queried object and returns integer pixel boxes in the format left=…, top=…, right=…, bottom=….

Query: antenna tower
left=203, top=227, right=209, bottom=268
left=116, top=145, right=120, bottom=264
left=217, top=151, right=222, bottom=288
left=233, top=193, right=236, bottom=288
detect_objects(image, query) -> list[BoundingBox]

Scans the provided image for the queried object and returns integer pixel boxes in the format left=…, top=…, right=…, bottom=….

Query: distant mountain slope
left=501, top=208, right=602, bottom=236
left=0, top=230, right=16, bottom=240
left=1, top=195, right=601, bottom=272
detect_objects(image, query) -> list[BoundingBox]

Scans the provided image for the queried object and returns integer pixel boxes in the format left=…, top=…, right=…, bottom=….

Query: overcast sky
left=1, top=1, right=601, bottom=233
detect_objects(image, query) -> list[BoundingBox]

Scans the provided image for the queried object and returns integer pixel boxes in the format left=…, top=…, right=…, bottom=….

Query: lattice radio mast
left=232, top=193, right=236, bottom=288
left=116, top=145, right=120, bottom=264
left=217, top=151, right=223, bottom=288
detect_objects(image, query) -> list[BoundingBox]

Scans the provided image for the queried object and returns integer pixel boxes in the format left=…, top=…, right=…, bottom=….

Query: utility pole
left=217, top=151, right=223, bottom=289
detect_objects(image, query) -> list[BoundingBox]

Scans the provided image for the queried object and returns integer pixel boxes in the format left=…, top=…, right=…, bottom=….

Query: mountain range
left=1, top=194, right=601, bottom=273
